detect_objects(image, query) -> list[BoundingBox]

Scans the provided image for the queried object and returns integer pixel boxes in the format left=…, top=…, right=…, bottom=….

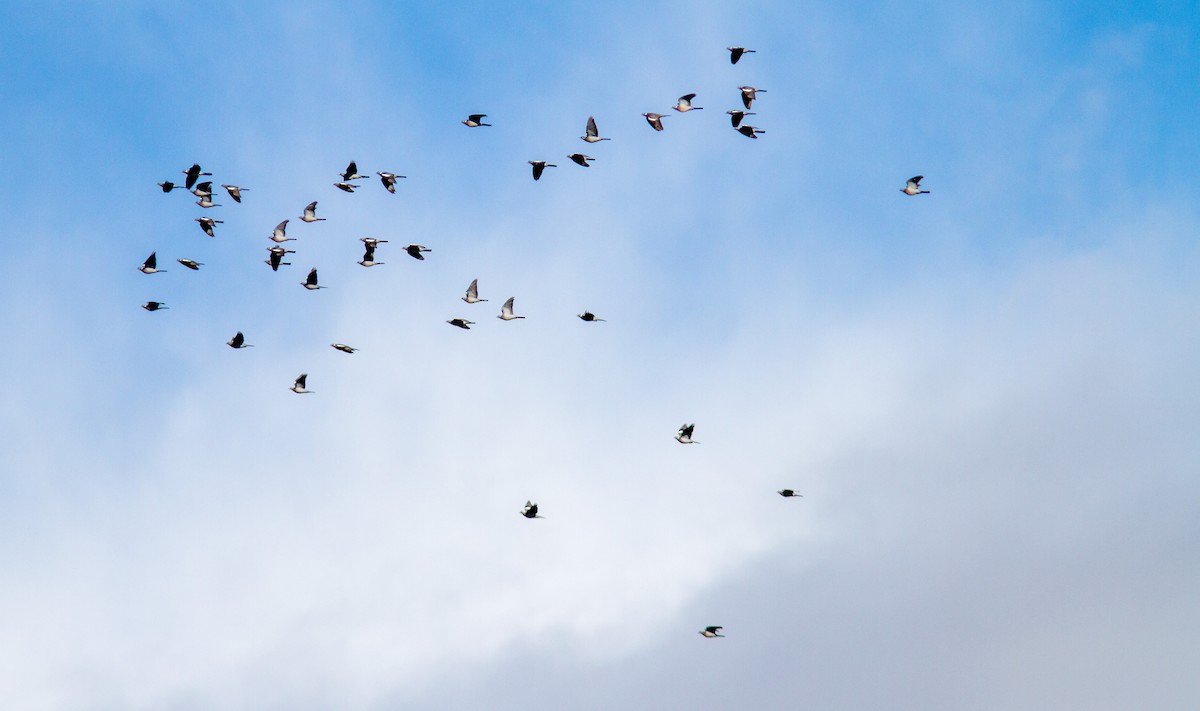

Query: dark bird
left=265, top=246, right=293, bottom=271
left=736, top=124, right=766, bottom=139
left=377, top=171, right=406, bottom=193
left=727, top=46, right=756, bottom=64
left=138, top=252, right=165, bottom=274
left=176, top=258, right=203, bottom=270
left=463, top=279, right=487, bottom=304
left=142, top=301, right=168, bottom=311
left=158, top=181, right=180, bottom=193
left=578, top=311, right=605, bottom=322
left=333, top=181, right=358, bottom=193
left=361, top=237, right=389, bottom=248
left=520, top=501, right=545, bottom=519
left=463, top=114, right=491, bottom=127
left=358, top=245, right=384, bottom=267
left=330, top=343, right=357, bottom=354
left=726, top=110, right=755, bottom=128
left=699, top=626, right=724, bottom=638
left=447, top=317, right=475, bottom=330
left=673, top=93, right=702, bottom=112
left=778, top=489, right=803, bottom=498
left=675, top=423, right=698, bottom=444
left=739, top=86, right=766, bottom=109
left=901, top=176, right=930, bottom=195
left=340, top=161, right=367, bottom=181
left=299, top=201, right=326, bottom=223
left=301, top=268, right=325, bottom=290
left=221, top=184, right=247, bottom=203
left=290, top=373, right=312, bottom=394
left=529, top=160, right=557, bottom=180
left=581, top=115, right=610, bottom=143
left=227, top=331, right=253, bottom=349
left=190, top=181, right=213, bottom=198
left=642, top=112, right=667, bottom=131
left=567, top=153, right=595, bottom=167
left=196, top=216, right=223, bottom=237
left=405, top=244, right=431, bottom=260
left=182, top=164, right=211, bottom=190
left=195, top=195, right=221, bottom=208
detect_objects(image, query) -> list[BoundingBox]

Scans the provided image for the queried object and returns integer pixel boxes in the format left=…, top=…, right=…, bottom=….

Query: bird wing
left=467, top=279, right=479, bottom=298
left=296, top=374, right=307, bottom=388
left=231, top=332, right=244, bottom=347
left=469, top=114, right=486, bottom=122
left=586, top=115, right=599, bottom=137
left=502, top=297, right=515, bottom=314
left=681, top=424, right=695, bottom=437
left=306, top=268, right=318, bottom=285
left=144, top=252, right=157, bottom=269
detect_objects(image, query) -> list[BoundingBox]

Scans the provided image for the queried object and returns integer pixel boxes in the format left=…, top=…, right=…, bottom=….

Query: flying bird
left=699, top=626, right=725, bottom=638
left=520, top=501, right=544, bottom=519
left=901, top=176, right=930, bottom=195
left=157, top=181, right=180, bottom=193
left=463, top=279, right=487, bottom=304
left=340, top=161, right=367, bottom=181
left=301, top=268, right=325, bottom=290
left=739, top=86, right=766, bottom=109
left=529, top=160, right=557, bottom=180
left=221, top=184, right=247, bottom=203
left=673, top=93, right=702, bottom=112
left=195, top=195, right=221, bottom=208
left=330, top=343, right=357, bottom=354
left=182, top=163, right=211, bottom=190
left=265, top=246, right=293, bottom=271
left=226, top=331, right=253, bottom=349
left=581, top=115, right=610, bottom=142
left=142, top=301, right=168, bottom=311
left=361, top=237, right=389, bottom=248
left=299, top=201, right=326, bottom=222
left=190, top=181, right=213, bottom=198
left=675, top=423, right=698, bottom=444
left=642, top=112, right=667, bottom=131
left=176, top=258, right=203, bottom=270
left=358, top=246, right=384, bottom=267
left=462, top=114, right=491, bottom=127
left=778, top=489, right=803, bottom=498
left=195, top=216, right=223, bottom=237
left=577, top=311, right=605, bottom=322
left=377, top=171, right=406, bottom=193
left=138, top=252, right=165, bottom=274
left=727, top=46, right=756, bottom=64
left=498, top=297, right=525, bottom=321
left=269, top=220, right=293, bottom=243
left=405, top=244, right=431, bottom=260
left=736, top=124, right=766, bottom=139
left=726, top=110, right=755, bottom=128
left=567, top=153, right=595, bottom=167
left=333, top=181, right=358, bottom=193
left=290, top=373, right=312, bottom=393
left=447, top=318, right=475, bottom=330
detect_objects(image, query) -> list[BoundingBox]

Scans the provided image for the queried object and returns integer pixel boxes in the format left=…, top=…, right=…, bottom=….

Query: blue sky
left=1, top=2, right=1199, bottom=709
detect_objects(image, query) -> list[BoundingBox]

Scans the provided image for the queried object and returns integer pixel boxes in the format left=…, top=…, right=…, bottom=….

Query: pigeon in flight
left=190, top=181, right=213, bottom=198
left=777, top=489, right=803, bottom=498
left=642, top=112, right=668, bottom=131
left=520, top=501, right=545, bottom=519
left=265, top=246, right=293, bottom=271
left=727, top=46, right=756, bottom=64
left=581, top=115, right=610, bottom=143
left=463, top=279, right=487, bottom=304
left=498, top=297, right=525, bottom=321
left=195, top=195, right=221, bottom=208
left=269, top=220, right=293, bottom=243
left=463, top=114, right=491, bottom=127
left=330, top=343, right=358, bottom=354
left=577, top=311, right=605, bottom=322
left=340, top=161, right=367, bottom=181
left=675, top=423, right=698, bottom=444
left=673, top=93, right=703, bottom=112
left=333, top=181, right=358, bottom=193
left=182, top=163, right=211, bottom=190
left=529, top=160, right=557, bottom=180
left=726, top=110, right=755, bottom=128
left=699, top=626, right=725, bottom=638
left=405, top=244, right=431, bottom=260
left=447, top=318, right=475, bottom=330
left=736, top=124, right=766, bottom=139
left=358, top=245, right=384, bottom=267
left=901, top=176, right=930, bottom=195
left=157, top=181, right=181, bottom=193
left=226, top=331, right=253, bottom=349
left=567, top=153, right=595, bottom=167
left=290, top=373, right=313, bottom=393
left=176, top=258, right=203, bottom=270
left=138, top=252, right=165, bottom=274
left=195, top=216, right=223, bottom=237
left=221, top=184, right=247, bottom=203
left=361, top=237, right=389, bottom=248
left=299, top=201, right=326, bottom=222
left=301, top=268, right=325, bottom=290
left=377, top=171, right=406, bottom=193
left=142, top=301, right=168, bottom=311
left=738, top=86, right=766, bottom=109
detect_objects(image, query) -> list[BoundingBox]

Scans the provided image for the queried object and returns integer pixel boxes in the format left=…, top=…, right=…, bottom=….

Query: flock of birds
left=140, top=44, right=930, bottom=641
